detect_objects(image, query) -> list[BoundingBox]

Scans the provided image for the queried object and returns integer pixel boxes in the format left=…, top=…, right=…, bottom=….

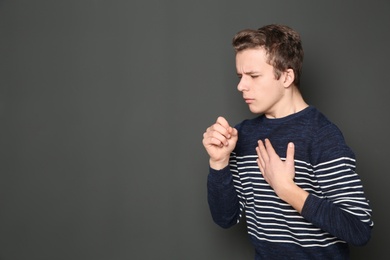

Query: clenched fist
left=202, top=116, right=238, bottom=170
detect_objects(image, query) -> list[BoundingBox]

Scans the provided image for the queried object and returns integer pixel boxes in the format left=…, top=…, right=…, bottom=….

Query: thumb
left=230, top=127, right=238, bottom=137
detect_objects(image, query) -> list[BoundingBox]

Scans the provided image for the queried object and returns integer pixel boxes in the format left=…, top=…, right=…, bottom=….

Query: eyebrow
left=237, top=70, right=260, bottom=76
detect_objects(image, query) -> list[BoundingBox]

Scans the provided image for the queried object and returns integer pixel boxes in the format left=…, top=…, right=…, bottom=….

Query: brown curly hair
left=232, top=24, right=304, bottom=87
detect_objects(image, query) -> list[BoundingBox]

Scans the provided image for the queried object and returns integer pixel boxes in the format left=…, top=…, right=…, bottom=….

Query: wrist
left=209, top=158, right=229, bottom=170
left=276, top=183, right=309, bottom=213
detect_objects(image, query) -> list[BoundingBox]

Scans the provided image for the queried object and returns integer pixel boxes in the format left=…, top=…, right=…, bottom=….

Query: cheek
left=253, top=79, right=271, bottom=94
left=255, top=82, right=282, bottom=100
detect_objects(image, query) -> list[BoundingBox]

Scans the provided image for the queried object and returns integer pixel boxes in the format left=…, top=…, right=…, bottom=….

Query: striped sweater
left=207, top=106, right=373, bottom=259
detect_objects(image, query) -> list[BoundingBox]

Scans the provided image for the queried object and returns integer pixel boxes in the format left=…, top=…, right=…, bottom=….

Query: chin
left=248, top=107, right=264, bottom=114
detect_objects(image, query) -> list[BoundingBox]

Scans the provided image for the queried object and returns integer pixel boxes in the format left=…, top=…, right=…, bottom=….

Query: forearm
left=274, top=182, right=309, bottom=213
left=207, top=166, right=240, bottom=228
left=301, top=194, right=372, bottom=246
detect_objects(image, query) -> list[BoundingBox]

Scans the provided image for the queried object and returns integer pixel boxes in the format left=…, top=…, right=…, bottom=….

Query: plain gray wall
left=1, top=1, right=389, bottom=259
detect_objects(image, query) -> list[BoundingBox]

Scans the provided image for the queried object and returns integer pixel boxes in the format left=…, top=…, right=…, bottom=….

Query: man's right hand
left=202, top=116, right=238, bottom=170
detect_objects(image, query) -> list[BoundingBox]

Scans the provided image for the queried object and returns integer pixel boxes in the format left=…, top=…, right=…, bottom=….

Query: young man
left=202, top=24, right=373, bottom=259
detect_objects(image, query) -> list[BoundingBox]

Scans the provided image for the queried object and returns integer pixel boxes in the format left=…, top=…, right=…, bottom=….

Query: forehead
left=235, top=48, right=271, bottom=70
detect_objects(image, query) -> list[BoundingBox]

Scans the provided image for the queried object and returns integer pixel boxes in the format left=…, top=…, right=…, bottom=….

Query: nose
left=237, top=77, right=248, bottom=92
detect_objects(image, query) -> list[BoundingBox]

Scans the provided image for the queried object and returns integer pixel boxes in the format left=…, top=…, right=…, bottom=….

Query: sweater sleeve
left=207, top=165, right=241, bottom=229
left=301, top=193, right=372, bottom=246
left=301, top=124, right=373, bottom=246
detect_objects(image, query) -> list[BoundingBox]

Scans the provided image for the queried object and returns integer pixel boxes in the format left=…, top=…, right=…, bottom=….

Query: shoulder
left=304, top=106, right=333, bottom=129
left=308, top=107, right=355, bottom=162
left=299, top=106, right=344, bottom=138
left=309, top=107, right=346, bottom=141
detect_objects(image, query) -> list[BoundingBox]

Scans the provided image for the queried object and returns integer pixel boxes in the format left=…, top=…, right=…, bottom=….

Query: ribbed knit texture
left=207, top=106, right=373, bottom=259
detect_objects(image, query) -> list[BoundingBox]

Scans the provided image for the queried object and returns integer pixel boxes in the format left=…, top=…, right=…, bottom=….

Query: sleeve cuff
left=208, top=165, right=232, bottom=185
left=301, top=193, right=320, bottom=221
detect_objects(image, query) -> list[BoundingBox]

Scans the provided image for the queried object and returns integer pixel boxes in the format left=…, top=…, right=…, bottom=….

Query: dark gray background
left=1, top=1, right=389, bottom=259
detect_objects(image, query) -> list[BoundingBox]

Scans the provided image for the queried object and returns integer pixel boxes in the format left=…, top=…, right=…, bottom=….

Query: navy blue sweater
left=207, top=106, right=373, bottom=259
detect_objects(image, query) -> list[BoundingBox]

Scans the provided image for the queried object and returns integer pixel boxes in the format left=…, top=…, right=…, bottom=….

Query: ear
left=282, top=69, right=295, bottom=88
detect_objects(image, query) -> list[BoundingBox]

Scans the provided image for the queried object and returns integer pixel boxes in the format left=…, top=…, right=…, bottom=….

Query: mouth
left=244, top=98, right=254, bottom=104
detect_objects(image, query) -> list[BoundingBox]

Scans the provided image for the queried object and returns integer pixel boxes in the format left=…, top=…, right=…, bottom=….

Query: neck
left=265, top=87, right=308, bottom=119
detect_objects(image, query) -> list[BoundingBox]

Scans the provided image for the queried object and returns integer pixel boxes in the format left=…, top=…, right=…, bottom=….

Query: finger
left=216, top=116, right=230, bottom=130
left=230, top=127, right=238, bottom=137
left=256, top=145, right=265, bottom=170
left=212, top=123, right=231, bottom=139
left=257, top=158, right=265, bottom=175
left=203, top=130, right=227, bottom=147
left=264, top=138, right=278, bottom=159
left=257, top=139, right=269, bottom=163
left=285, top=142, right=295, bottom=166
left=210, top=131, right=229, bottom=146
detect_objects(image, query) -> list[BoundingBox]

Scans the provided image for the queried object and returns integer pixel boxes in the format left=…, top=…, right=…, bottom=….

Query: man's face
left=235, top=48, right=287, bottom=117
